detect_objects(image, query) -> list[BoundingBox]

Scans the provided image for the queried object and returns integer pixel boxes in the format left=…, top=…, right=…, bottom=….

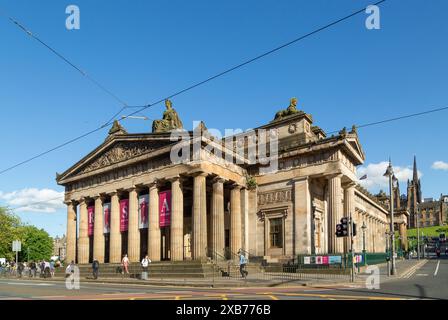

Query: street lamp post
left=385, top=231, right=391, bottom=277
left=361, top=221, right=367, bottom=265
left=384, top=160, right=397, bottom=276
left=417, top=206, right=421, bottom=260
left=362, top=221, right=367, bottom=253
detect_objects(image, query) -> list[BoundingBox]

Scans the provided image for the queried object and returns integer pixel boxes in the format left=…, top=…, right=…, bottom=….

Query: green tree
left=0, top=207, right=22, bottom=260
left=19, top=225, right=53, bottom=262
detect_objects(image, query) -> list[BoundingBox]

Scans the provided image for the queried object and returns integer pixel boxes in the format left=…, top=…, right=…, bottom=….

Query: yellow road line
left=265, top=292, right=403, bottom=300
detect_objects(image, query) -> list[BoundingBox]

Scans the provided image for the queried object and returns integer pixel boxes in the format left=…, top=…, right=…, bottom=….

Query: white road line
left=5, top=282, right=54, bottom=286
left=434, top=261, right=440, bottom=276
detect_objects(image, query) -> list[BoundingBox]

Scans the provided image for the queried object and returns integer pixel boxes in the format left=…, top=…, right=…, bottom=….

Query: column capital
left=231, top=183, right=244, bottom=191
left=212, top=176, right=227, bottom=185
left=293, top=176, right=309, bottom=184
left=191, top=171, right=209, bottom=178
left=64, top=200, right=75, bottom=206
left=326, top=173, right=344, bottom=181
left=125, top=186, right=138, bottom=193
left=106, top=191, right=118, bottom=197
left=344, top=181, right=357, bottom=189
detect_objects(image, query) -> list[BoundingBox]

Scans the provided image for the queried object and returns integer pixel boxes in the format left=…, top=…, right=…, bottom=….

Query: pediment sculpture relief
left=79, top=141, right=163, bottom=174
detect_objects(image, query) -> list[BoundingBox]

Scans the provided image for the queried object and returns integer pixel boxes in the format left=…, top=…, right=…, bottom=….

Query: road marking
left=434, top=261, right=440, bottom=276
left=6, top=282, right=54, bottom=286
left=401, top=260, right=428, bottom=279
left=416, top=274, right=428, bottom=277
left=268, top=295, right=279, bottom=300
left=260, top=292, right=403, bottom=300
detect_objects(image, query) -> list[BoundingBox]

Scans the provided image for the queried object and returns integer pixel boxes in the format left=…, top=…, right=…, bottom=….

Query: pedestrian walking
left=50, top=260, right=55, bottom=278
left=92, top=258, right=100, bottom=280
left=17, top=262, right=24, bottom=278
left=239, top=252, right=248, bottom=279
left=121, top=254, right=130, bottom=276
left=141, top=255, right=151, bottom=280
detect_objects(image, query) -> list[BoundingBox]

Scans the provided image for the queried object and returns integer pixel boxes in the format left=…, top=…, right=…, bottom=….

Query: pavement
left=0, top=256, right=445, bottom=300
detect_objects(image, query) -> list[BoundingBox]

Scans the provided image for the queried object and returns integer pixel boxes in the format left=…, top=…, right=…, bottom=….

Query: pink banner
left=120, top=199, right=129, bottom=232
left=139, top=195, right=149, bottom=229
left=103, top=203, right=111, bottom=234
left=88, top=206, right=95, bottom=236
left=159, top=191, right=171, bottom=227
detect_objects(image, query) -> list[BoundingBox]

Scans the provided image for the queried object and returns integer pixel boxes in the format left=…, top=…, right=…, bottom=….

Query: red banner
left=103, top=203, right=111, bottom=234
left=88, top=206, right=95, bottom=236
left=120, top=199, right=129, bottom=232
left=139, top=195, right=149, bottom=229
left=159, top=191, right=171, bottom=227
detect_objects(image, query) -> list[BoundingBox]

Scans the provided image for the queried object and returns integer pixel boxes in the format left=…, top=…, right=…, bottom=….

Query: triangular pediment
left=57, top=134, right=177, bottom=183
left=347, top=136, right=366, bottom=163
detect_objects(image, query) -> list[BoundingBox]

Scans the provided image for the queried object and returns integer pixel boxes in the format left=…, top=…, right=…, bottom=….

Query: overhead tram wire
left=0, top=0, right=390, bottom=175
left=327, top=105, right=448, bottom=135
left=6, top=195, right=65, bottom=213
left=0, top=8, right=130, bottom=125
left=116, top=0, right=389, bottom=123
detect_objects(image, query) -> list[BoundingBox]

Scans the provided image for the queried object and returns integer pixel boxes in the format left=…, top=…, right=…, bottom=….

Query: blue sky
left=0, top=0, right=447, bottom=237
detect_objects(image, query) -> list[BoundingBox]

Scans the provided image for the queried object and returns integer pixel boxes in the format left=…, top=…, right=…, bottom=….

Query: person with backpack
left=239, top=252, right=248, bottom=279
left=92, top=258, right=100, bottom=280
left=141, top=255, right=151, bottom=280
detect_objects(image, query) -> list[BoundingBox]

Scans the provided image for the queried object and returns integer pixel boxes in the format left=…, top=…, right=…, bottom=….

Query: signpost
left=12, top=240, right=21, bottom=264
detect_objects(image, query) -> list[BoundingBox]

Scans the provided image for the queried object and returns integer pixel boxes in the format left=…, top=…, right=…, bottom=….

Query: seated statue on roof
left=274, top=97, right=300, bottom=121
left=152, top=99, right=184, bottom=133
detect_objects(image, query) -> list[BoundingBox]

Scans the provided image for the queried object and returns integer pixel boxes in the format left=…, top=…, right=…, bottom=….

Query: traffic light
left=336, top=224, right=344, bottom=237
left=336, top=217, right=349, bottom=237
left=336, top=217, right=357, bottom=237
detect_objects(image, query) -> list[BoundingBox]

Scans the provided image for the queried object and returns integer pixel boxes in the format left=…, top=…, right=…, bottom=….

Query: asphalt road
left=0, top=257, right=446, bottom=300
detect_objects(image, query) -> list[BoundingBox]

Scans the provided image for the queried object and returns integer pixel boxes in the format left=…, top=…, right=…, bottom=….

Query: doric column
left=78, top=198, right=89, bottom=264
left=294, top=177, right=312, bottom=255
left=93, top=196, right=105, bottom=263
left=170, top=177, right=184, bottom=261
left=109, top=192, right=121, bottom=263
left=128, top=188, right=140, bottom=262
left=344, top=183, right=356, bottom=253
left=148, top=183, right=161, bottom=262
left=65, top=201, right=77, bottom=263
left=230, top=184, right=242, bottom=257
left=328, top=175, right=343, bottom=253
left=193, top=173, right=208, bottom=260
left=211, top=178, right=225, bottom=260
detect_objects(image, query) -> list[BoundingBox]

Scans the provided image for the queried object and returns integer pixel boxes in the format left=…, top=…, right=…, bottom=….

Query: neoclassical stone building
left=57, top=99, right=392, bottom=265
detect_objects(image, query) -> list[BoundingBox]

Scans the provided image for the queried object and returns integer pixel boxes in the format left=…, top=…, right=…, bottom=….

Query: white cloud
left=432, top=161, right=448, bottom=171
left=0, top=188, right=64, bottom=213
left=357, top=161, right=422, bottom=192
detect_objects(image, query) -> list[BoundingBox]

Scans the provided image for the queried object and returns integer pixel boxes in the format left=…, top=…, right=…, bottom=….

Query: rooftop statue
left=152, top=99, right=184, bottom=133
left=274, top=97, right=300, bottom=121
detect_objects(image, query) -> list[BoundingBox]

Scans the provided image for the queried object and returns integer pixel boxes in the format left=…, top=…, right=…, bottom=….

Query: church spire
left=413, top=155, right=418, bottom=183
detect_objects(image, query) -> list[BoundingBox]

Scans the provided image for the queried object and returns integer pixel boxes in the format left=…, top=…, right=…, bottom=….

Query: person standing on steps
left=238, top=251, right=248, bottom=279
left=122, top=254, right=130, bottom=277
left=92, top=258, right=100, bottom=280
